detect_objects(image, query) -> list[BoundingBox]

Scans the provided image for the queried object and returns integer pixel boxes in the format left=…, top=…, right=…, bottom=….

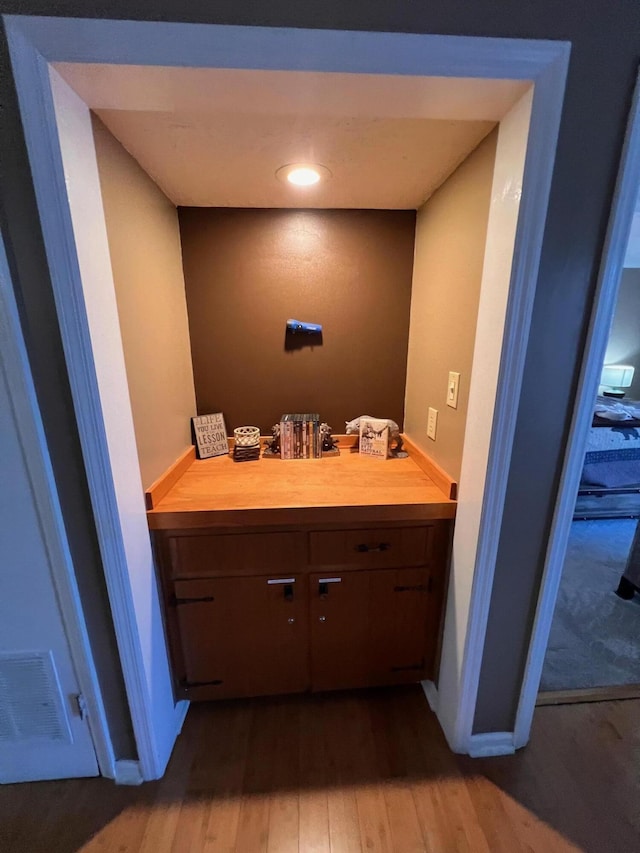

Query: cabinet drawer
left=169, top=531, right=304, bottom=578
left=309, top=526, right=433, bottom=569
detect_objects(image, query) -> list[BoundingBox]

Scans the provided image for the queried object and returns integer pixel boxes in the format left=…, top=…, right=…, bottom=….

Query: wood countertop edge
left=147, top=501, right=456, bottom=530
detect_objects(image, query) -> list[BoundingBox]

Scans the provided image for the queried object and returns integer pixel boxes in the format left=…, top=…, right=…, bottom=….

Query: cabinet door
left=309, top=568, right=432, bottom=691
left=309, top=572, right=372, bottom=691
left=368, top=568, right=433, bottom=684
left=173, top=574, right=309, bottom=700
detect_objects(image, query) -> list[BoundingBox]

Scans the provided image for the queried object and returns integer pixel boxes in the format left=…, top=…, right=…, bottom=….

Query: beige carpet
left=541, top=518, right=640, bottom=691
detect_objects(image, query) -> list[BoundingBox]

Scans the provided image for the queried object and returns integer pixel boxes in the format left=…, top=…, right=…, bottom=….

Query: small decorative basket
left=233, top=426, right=261, bottom=448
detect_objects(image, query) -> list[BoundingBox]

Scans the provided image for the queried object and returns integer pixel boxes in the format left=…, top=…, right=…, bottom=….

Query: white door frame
left=0, top=231, right=118, bottom=780
left=513, top=69, right=640, bottom=747
left=4, top=15, right=569, bottom=768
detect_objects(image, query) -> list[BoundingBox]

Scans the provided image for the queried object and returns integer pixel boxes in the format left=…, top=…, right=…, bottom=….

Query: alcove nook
left=50, top=60, right=531, bottom=720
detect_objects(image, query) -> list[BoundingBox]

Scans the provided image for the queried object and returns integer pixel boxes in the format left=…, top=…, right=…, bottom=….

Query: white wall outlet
left=447, top=371, right=461, bottom=409
left=427, top=407, right=438, bottom=440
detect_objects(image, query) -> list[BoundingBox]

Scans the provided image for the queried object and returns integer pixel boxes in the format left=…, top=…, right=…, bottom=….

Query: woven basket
left=233, top=426, right=260, bottom=447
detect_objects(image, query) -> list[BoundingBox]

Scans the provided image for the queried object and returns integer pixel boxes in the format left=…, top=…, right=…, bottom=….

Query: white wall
left=49, top=68, right=183, bottom=777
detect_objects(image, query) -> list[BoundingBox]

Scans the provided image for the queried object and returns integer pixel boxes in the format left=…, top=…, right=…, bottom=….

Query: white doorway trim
left=513, top=69, right=640, bottom=749
left=4, top=15, right=569, bottom=765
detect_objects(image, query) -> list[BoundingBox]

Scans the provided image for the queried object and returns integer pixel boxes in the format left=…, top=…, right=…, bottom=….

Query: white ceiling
left=90, top=111, right=497, bottom=209
left=54, top=64, right=531, bottom=210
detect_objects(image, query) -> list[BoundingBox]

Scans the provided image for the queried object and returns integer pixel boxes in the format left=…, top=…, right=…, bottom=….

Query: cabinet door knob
left=319, top=616, right=327, bottom=622
left=287, top=617, right=296, bottom=624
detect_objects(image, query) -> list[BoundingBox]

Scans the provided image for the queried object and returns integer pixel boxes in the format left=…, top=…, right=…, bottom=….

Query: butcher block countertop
left=146, top=435, right=457, bottom=530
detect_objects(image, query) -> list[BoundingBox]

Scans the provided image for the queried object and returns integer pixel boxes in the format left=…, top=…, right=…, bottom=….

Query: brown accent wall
left=92, top=115, right=197, bottom=490
left=404, top=129, right=497, bottom=481
left=179, top=208, right=416, bottom=434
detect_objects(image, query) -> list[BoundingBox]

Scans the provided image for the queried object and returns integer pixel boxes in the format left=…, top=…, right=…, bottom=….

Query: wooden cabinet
left=148, top=443, right=455, bottom=702
left=154, top=520, right=451, bottom=702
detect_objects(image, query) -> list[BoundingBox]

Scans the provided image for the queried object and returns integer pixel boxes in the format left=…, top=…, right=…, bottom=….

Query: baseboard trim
left=421, top=679, right=439, bottom=714
left=174, top=700, right=189, bottom=738
left=114, top=760, right=144, bottom=786
left=113, top=701, right=189, bottom=785
left=537, top=684, right=640, bottom=706
left=467, top=731, right=516, bottom=758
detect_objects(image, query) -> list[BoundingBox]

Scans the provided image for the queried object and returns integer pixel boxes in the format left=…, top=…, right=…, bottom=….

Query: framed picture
left=192, top=412, right=229, bottom=459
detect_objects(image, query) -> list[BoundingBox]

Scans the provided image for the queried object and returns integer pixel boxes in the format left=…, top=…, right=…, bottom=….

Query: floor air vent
left=0, top=651, right=72, bottom=744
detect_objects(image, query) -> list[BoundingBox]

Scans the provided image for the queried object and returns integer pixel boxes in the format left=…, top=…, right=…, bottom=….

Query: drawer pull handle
left=173, top=595, right=215, bottom=606
left=267, top=578, right=296, bottom=601
left=355, top=543, right=390, bottom=553
left=318, top=577, right=341, bottom=599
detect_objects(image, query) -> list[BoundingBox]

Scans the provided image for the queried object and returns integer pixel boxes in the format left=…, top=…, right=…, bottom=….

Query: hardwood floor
left=1, top=686, right=639, bottom=852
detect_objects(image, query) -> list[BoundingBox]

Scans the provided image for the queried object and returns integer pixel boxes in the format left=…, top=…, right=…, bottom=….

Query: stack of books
left=280, top=413, right=321, bottom=459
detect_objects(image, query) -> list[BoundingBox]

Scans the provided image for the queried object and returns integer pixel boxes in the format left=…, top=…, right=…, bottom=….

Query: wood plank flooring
left=1, top=686, right=639, bottom=852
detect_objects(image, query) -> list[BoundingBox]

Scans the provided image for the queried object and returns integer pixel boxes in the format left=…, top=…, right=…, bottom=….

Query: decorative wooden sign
left=192, top=412, right=229, bottom=459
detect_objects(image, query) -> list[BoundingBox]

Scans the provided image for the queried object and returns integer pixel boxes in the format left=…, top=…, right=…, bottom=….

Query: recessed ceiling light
left=276, top=163, right=332, bottom=187
left=288, top=166, right=321, bottom=186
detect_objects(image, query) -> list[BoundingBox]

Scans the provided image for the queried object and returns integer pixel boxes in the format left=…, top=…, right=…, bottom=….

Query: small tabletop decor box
left=359, top=417, right=390, bottom=459
left=192, top=412, right=229, bottom=459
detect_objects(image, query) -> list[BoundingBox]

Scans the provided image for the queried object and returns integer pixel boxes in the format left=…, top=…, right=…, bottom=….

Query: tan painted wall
left=91, top=115, right=196, bottom=489
left=404, top=129, right=498, bottom=481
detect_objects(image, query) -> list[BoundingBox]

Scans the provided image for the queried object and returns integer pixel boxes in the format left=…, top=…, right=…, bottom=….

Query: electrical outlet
left=447, top=371, right=460, bottom=409
left=427, top=407, right=438, bottom=440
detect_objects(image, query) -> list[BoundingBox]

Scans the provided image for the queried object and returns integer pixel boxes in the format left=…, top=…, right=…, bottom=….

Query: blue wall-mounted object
left=286, top=318, right=323, bottom=334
